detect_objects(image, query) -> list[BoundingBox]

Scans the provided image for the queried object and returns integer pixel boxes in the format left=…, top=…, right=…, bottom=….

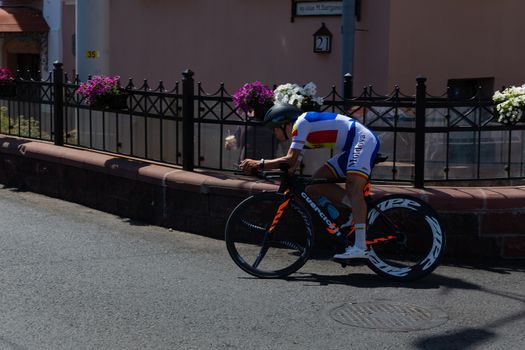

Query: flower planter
left=496, top=109, right=525, bottom=125
left=233, top=81, right=274, bottom=121
left=274, top=82, right=324, bottom=112
left=91, top=93, right=129, bottom=110
left=0, top=81, right=17, bottom=98
left=77, top=75, right=126, bottom=110
left=493, top=86, right=525, bottom=125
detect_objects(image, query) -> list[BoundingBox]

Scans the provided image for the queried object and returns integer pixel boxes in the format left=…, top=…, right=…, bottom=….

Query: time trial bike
left=225, top=157, right=446, bottom=281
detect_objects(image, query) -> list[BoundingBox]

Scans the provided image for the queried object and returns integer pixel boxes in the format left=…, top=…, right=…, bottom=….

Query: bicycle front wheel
left=366, top=194, right=446, bottom=281
left=225, top=192, right=314, bottom=278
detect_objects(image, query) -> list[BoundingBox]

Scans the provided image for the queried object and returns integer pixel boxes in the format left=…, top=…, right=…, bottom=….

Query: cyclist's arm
left=263, top=147, right=302, bottom=170
left=240, top=147, right=302, bottom=174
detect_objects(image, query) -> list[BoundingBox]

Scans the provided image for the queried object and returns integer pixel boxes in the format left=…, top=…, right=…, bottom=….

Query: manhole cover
left=330, top=301, right=448, bottom=332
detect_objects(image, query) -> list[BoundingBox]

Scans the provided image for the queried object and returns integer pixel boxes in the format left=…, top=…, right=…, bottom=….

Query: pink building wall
left=59, top=0, right=525, bottom=96
left=388, top=0, right=525, bottom=95
left=107, top=0, right=343, bottom=94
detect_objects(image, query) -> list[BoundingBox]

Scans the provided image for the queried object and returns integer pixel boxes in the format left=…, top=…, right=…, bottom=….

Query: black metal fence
left=0, top=62, right=524, bottom=188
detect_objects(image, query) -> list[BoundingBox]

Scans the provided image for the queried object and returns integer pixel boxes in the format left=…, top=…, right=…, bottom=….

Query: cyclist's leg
left=306, top=164, right=346, bottom=204
left=345, top=174, right=368, bottom=249
left=334, top=128, right=380, bottom=259
left=348, top=128, right=380, bottom=244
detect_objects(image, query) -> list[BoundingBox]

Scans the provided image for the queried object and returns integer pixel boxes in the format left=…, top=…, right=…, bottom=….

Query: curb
left=1, top=136, right=524, bottom=259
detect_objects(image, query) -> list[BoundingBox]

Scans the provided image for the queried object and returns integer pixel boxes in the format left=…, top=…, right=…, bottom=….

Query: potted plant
left=493, top=85, right=525, bottom=124
left=76, top=75, right=128, bottom=110
left=273, top=82, right=324, bottom=112
left=232, top=81, right=274, bottom=120
left=0, top=68, right=16, bottom=98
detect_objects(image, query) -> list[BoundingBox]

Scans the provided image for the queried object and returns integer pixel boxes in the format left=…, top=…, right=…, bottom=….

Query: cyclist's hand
left=239, top=158, right=258, bottom=175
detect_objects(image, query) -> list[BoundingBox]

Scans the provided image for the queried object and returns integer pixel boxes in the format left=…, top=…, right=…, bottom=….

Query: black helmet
left=263, top=104, right=303, bottom=129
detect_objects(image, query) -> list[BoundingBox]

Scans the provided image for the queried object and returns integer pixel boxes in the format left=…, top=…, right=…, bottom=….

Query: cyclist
left=239, top=104, right=380, bottom=259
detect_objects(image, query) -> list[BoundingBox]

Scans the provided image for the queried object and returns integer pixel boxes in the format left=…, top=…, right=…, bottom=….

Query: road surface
left=0, top=188, right=523, bottom=349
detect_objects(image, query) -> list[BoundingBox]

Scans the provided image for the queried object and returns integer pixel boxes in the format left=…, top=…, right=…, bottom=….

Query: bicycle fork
left=251, top=197, right=292, bottom=269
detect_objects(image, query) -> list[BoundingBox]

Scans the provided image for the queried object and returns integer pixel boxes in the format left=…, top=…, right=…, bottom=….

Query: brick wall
left=0, top=136, right=523, bottom=260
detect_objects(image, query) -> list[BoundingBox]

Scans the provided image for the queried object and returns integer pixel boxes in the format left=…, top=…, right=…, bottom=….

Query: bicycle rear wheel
left=225, top=192, right=313, bottom=278
left=366, top=194, right=446, bottom=281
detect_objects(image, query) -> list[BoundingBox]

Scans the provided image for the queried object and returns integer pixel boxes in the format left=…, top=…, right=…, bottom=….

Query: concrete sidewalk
left=0, top=135, right=524, bottom=259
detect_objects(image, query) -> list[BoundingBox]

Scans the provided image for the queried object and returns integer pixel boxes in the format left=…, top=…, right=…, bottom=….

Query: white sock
left=354, top=224, right=367, bottom=250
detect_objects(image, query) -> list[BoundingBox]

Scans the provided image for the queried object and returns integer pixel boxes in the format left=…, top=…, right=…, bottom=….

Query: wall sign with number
left=85, top=50, right=99, bottom=59
left=313, top=23, right=332, bottom=53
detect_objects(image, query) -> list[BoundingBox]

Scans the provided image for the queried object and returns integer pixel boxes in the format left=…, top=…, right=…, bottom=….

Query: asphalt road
left=0, top=187, right=523, bottom=350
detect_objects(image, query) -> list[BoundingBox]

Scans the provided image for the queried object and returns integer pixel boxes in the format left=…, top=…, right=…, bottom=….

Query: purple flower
left=76, top=75, right=121, bottom=105
left=0, top=68, right=13, bottom=82
left=233, top=81, right=274, bottom=113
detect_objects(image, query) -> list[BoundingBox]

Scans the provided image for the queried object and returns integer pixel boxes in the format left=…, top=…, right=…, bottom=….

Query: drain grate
left=330, top=301, right=448, bottom=332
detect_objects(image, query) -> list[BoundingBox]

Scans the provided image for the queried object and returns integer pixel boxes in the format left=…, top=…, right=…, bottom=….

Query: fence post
left=53, top=62, right=64, bottom=146
left=182, top=69, right=195, bottom=171
left=414, top=76, right=427, bottom=188
left=343, top=73, right=353, bottom=112
left=343, top=73, right=353, bottom=99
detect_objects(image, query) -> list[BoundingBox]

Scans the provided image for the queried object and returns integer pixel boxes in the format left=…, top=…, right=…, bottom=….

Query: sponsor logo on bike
left=301, top=192, right=341, bottom=236
left=368, top=198, right=421, bottom=224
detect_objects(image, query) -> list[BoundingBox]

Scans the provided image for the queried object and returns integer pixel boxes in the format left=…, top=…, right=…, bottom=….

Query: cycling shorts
left=325, top=126, right=380, bottom=180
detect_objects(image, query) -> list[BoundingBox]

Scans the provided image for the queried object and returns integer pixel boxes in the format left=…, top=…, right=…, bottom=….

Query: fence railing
left=0, top=62, right=523, bottom=188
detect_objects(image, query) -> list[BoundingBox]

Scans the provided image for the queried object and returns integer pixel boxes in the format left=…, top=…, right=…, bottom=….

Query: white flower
left=493, top=85, right=525, bottom=124
left=274, top=82, right=323, bottom=109
left=303, top=82, right=317, bottom=96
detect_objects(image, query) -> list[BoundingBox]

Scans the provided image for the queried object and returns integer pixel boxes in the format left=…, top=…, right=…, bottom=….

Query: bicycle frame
left=269, top=167, right=397, bottom=247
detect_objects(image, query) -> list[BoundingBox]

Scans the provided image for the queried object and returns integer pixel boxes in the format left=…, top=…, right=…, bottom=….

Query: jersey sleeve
left=290, top=117, right=309, bottom=150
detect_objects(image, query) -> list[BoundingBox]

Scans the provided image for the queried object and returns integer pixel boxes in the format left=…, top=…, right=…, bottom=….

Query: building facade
left=0, top=0, right=48, bottom=78
left=0, top=0, right=523, bottom=96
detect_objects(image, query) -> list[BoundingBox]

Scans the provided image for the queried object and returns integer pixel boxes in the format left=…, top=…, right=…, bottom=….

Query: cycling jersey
left=290, top=112, right=380, bottom=179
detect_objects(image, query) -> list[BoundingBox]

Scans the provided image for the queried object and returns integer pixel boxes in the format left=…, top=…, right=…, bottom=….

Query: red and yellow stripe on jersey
left=291, top=112, right=352, bottom=151
left=304, top=130, right=338, bottom=148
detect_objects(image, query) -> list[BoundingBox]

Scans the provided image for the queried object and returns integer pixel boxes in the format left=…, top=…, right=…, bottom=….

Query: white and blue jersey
left=290, top=112, right=380, bottom=179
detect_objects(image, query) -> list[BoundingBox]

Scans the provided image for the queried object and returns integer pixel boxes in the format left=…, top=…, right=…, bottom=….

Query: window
left=447, top=77, right=494, bottom=100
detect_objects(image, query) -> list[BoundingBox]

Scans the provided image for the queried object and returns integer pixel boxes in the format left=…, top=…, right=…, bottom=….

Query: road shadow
left=412, top=306, right=525, bottom=349
left=412, top=328, right=496, bottom=350
left=120, top=217, right=152, bottom=227
left=279, top=270, right=483, bottom=291
left=442, top=257, right=525, bottom=274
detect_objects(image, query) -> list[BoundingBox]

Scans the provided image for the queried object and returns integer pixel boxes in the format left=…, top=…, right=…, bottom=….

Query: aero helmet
left=263, top=104, right=303, bottom=129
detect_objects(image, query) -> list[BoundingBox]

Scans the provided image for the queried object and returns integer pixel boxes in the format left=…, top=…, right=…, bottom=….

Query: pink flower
left=0, top=68, right=13, bottom=82
left=76, top=75, right=121, bottom=105
left=233, top=81, right=274, bottom=113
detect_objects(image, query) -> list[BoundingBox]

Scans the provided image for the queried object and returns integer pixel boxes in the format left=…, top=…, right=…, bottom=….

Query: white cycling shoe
left=333, top=246, right=369, bottom=259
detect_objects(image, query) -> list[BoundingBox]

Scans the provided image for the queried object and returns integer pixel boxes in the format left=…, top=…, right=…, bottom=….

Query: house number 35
left=85, top=50, right=99, bottom=59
